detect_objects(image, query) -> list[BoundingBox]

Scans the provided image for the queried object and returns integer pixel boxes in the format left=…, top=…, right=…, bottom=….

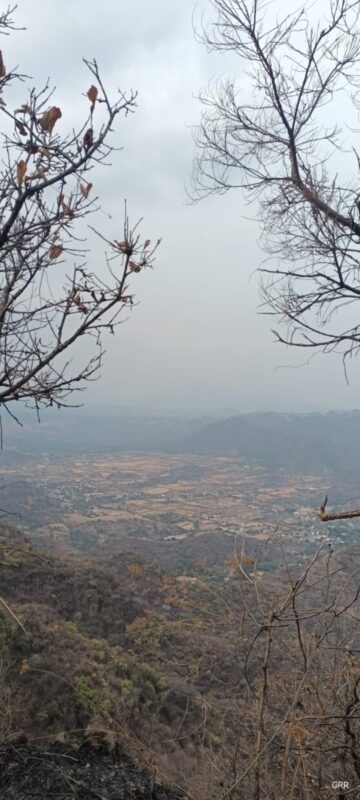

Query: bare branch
left=193, top=0, right=360, bottom=361
left=0, top=18, right=158, bottom=427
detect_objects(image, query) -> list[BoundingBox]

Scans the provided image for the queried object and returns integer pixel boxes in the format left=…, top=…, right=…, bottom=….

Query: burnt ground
left=0, top=741, right=184, bottom=800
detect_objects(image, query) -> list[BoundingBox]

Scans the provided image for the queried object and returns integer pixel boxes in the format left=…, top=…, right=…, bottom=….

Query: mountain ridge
left=172, top=410, right=360, bottom=475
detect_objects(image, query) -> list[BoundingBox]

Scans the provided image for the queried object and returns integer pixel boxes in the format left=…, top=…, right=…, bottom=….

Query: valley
left=2, top=451, right=357, bottom=574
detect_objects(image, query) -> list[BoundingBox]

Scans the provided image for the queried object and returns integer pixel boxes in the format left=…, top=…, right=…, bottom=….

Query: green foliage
left=158, top=627, right=175, bottom=645
left=111, top=646, right=128, bottom=672
left=74, top=671, right=111, bottom=720
left=74, top=675, right=97, bottom=714
left=120, top=678, right=133, bottom=696
left=7, top=551, right=25, bottom=567
left=91, top=638, right=110, bottom=661
left=64, top=621, right=79, bottom=636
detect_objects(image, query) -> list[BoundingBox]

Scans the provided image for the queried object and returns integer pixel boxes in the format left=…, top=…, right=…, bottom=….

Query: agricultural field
left=0, top=452, right=345, bottom=573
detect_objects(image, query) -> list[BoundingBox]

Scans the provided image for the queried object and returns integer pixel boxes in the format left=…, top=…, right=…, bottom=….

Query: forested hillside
left=1, top=524, right=360, bottom=798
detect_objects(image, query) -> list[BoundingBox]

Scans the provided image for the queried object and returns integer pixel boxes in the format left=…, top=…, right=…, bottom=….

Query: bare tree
left=193, top=0, right=360, bottom=365
left=0, top=6, right=158, bottom=428
left=129, top=540, right=360, bottom=799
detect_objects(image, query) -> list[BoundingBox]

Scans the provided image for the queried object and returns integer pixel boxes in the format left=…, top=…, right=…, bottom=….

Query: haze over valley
left=3, top=408, right=360, bottom=575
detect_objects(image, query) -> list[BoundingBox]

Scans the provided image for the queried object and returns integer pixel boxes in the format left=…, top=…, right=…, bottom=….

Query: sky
left=4, top=0, right=360, bottom=416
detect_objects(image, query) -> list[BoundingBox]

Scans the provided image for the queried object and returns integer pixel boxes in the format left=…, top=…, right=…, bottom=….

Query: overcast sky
left=5, top=0, right=360, bottom=415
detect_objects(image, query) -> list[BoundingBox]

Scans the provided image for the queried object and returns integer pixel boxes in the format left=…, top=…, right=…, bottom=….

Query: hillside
left=0, top=524, right=250, bottom=797
left=176, top=411, right=360, bottom=474
left=2, top=409, right=210, bottom=459
left=2, top=524, right=360, bottom=798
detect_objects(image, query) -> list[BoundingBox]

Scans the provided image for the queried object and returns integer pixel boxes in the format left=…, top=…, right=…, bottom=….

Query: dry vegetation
left=1, top=524, right=360, bottom=798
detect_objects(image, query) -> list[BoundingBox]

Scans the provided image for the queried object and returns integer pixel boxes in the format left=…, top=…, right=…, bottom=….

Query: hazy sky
left=5, top=0, right=360, bottom=415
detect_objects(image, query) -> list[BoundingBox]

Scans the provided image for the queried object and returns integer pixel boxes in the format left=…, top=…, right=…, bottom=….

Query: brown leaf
left=24, top=143, right=39, bottom=155
left=15, top=104, right=32, bottom=115
left=15, top=120, right=27, bottom=137
left=0, top=51, right=6, bottom=78
left=144, top=239, right=150, bottom=248
left=27, top=167, right=49, bottom=181
left=16, top=160, right=27, bottom=186
left=87, top=85, right=98, bottom=104
left=80, top=182, right=93, bottom=199
left=40, top=106, right=62, bottom=134
left=287, top=721, right=309, bottom=742
left=40, top=147, right=51, bottom=160
left=129, top=260, right=141, bottom=273
left=83, top=128, right=93, bottom=153
left=57, top=196, right=74, bottom=218
left=48, top=244, right=63, bottom=260
left=103, top=731, right=117, bottom=752
left=73, top=293, right=88, bottom=314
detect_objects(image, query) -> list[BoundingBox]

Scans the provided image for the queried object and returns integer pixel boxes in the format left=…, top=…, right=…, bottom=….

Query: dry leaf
left=48, top=244, right=63, bottom=260
left=57, top=196, right=74, bottom=218
left=24, top=143, right=38, bottom=155
left=0, top=51, right=6, bottom=78
left=144, top=239, right=150, bottom=248
left=87, top=85, right=98, bottom=104
left=27, top=167, right=49, bottom=181
left=20, top=659, right=30, bottom=674
left=15, top=120, right=27, bottom=137
left=129, top=260, right=141, bottom=273
left=74, top=293, right=88, bottom=314
left=80, top=182, right=93, bottom=199
left=103, top=731, right=117, bottom=751
left=16, top=160, right=27, bottom=186
left=15, top=104, right=32, bottom=115
left=288, top=721, right=309, bottom=742
left=40, top=147, right=51, bottom=160
left=40, top=106, right=62, bottom=134
left=83, top=128, right=93, bottom=153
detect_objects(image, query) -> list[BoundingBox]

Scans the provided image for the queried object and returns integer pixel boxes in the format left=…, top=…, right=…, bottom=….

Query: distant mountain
left=2, top=411, right=213, bottom=458
left=174, top=411, right=360, bottom=475
left=5, top=407, right=360, bottom=476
